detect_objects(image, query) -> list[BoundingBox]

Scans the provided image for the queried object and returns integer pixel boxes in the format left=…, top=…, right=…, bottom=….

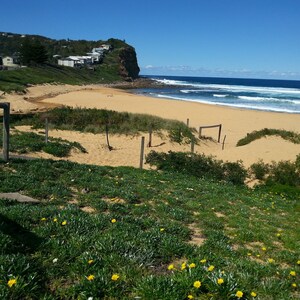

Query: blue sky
left=1, top=0, right=300, bottom=79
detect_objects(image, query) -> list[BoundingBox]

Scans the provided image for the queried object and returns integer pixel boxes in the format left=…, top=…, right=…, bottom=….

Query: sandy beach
left=1, top=84, right=300, bottom=168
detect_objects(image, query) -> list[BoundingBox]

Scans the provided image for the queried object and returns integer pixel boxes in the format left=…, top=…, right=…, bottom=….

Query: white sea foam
left=152, top=93, right=300, bottom=113
left=213, top=94, right=228, bottom=98
left=155, top=78, right=300, bottom=96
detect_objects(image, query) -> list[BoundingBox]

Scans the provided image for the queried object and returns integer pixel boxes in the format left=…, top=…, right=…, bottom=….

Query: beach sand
left=2, top=84, right=300, bottom=168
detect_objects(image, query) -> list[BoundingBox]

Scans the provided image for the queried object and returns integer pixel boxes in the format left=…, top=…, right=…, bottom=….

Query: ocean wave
left=155, top=78, right=300, bottom=96
left=150, top=93, right=300, bottom=113
left=213, top=94, right=228, bottom=98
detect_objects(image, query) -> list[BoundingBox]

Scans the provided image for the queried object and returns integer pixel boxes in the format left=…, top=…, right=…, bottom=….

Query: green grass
left=0, top=129, right=86, bottom=157
left=237, top=128, right=300, bottom=146
left=0, top=158, right=299, bottom=299
left=9, top=107, right=197, bottom=143
left=0, top=63, right=122, bottom=93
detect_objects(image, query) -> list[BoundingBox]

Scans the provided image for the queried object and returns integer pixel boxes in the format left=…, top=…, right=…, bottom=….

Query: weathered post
left=191, top=139, right=195, bottom=153
left=218, top=124, right=222, bottom=143
left=45, top=118, right=49, bottom=143
left=105, top=123, right=112, bottom=151
left=222, top=135, right=227, bottom=150
left=186, top=118, right=189, bottom=127
left=148, top=126, right=152, bottom=147
left=140, top=136, right=145, bottom=169
left=1, top=102, right=10, bottom=162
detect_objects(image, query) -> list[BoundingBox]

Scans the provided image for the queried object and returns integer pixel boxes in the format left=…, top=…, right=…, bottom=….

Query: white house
left=2, top=56, right=19, bottom=67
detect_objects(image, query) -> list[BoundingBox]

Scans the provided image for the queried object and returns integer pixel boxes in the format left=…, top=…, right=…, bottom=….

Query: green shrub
left=250, top=160, right=270, bottom=180
left=237, top=128, right=300, bottom=146
left=145, top=151, right=246, bottom=185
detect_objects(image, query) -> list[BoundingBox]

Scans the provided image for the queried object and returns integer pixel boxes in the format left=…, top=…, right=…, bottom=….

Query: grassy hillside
left=0, top=158, right=299, bottom=299
left=0, top=63, right=122, bottom=93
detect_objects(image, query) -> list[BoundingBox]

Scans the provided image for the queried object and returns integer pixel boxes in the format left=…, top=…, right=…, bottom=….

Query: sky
left=1, top=0, right=300, bottom=80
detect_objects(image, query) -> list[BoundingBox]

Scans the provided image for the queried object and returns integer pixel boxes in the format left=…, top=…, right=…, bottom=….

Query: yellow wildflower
left=88, top=260, right=94, bottom=265
left=276, top=233, right=281, bottom=237
left=61, top=220, right=67, bottom=226
left=111, top=274, right=120, bottom=281
left=236, top=290, right=243, bottom=298
left=262, top=247, right=267, bottom=251
left=168, top=264, right=175, bottom=270
left=297, top=260, right=300, bottom=265
left=181, top=262, right=187, bottom=270
left=200, top=259, right=207, bottom=263
left=189, top=263, right=196, bottom=268
left=289, top=271, right=296, bottom=276
left=188, top=295, right=193, bottom=299
left=268, top=258, right=275, bottom=263
left=208, top=265, right=215, bottom=272
left=292, top=283, right=297, bottom=288
left=193, top=280, right=201, bottom=288
left=7, top=278, right=17, bottom=288
left=217, top=278, right=224, bottom=285
left=41, top=217, right=47, bottom=221
left=160, top=228, right=165, bottom=232
left=251, top=291, right=257, bottom=297
left=87, top=275, right=95, bottom=281
left=111, top=219, right=117, bottom=223
left=247, top=253, right=252, bottom=256
left=53, top=218, right=58, bottom=222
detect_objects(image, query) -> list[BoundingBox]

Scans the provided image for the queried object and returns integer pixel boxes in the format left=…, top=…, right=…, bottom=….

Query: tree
left=19, top=38, right=48, bottom=65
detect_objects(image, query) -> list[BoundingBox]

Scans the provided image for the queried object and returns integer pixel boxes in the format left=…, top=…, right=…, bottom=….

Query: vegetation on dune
left=9, top=107, right=197, bottom=144
left=0, top=158, right=299, bottom=299
left=236, top=128, right=300, bottom=146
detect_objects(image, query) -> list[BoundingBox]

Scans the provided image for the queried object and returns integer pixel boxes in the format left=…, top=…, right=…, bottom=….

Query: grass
left=0, top=158, right=299, bottom=299
left=0, top=128, right=86, bottom=157
left=236, top=128, right=300, bottom=146
left=0, top=63, right=122, bottom=93
left=9, top=107, right=197, bottom=144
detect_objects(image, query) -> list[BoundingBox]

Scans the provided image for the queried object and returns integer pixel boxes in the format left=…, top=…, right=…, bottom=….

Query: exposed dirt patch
left=80, top=206, right=96, bottom=213
left=188, top=223, right=206, bottom=246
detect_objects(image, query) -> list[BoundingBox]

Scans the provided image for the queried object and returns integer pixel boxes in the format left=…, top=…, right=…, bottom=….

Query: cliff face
left=118, top=47, right=140, bottom=80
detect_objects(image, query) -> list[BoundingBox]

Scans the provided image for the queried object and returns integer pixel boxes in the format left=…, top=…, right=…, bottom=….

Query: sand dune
left=2, top=84, right=300, bottom=168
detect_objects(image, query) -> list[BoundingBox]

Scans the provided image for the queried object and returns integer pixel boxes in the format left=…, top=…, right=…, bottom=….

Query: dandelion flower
left=268, top=258, right=275, bottom=263
left=167, top=264, right=174, bottom=270
left=251, top=291, right=257, bottom=297
left=189, top=263, right=196, bottom=268
left=160, top=228, right=165, bottom=232
left=111, top=274, right=120, bottom=281
left=217, top=278, right=224, bottom=285
left=87, top=275, right=95, bottom=281
left=7, top=278, right=17, bottom=288
left=289, top=271, right=296, bottom=276
left=200, top=259, right=207, bottom=263
left=61, top=220, right=67, bottom=226
left=297, top=260, right=300, bottom=265
left=236, top=290, right=243, bottom=298
left=276, top=233, right=281, bottom=237
left=193, top=280, right=201, bottom=288
left=208, top=265, right=215, bottom=272
left=53, top=218, right=58, bottom=222
left=181, top=262, right=187, bottom=270
left=188, top=295, right=193, bottom=299
left=262, top=247, right=267, bottom=251
left=41, top=217, right=47, bottom=221
left=111, top=219, right=117, bottom=223
left=247, top=253, right=252, bottom=256
left=292, top=283, right=297, bottom=288
left=88, top=259, right=94, bottom=265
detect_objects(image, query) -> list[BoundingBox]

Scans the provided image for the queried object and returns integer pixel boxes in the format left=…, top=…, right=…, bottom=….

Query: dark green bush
left=145, top=151, right=247, bottom=185
left=250, top=160, right=270, bottom=180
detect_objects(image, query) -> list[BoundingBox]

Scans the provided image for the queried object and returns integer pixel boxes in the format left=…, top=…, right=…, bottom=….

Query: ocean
left=134, top=75, right=300, bottom=114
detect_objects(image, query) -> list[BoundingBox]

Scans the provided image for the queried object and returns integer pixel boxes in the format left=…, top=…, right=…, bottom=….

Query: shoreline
left=2, top=82, right=300, bottom=168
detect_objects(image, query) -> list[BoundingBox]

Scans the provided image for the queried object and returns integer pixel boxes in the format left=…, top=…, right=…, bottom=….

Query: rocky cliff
left=118, top=46, right=140, bottom=80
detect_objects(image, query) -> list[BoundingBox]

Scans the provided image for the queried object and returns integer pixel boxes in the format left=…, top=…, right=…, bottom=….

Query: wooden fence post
left=140, top=136, right=145, bottom=169
left=218, top=124, right=222, bottom=143
left=148, top=126, right=152, bottom=147
left=186, top=118, right=189, bottom=127
left=45, top=118, right=49, bottom=143
left=222, top=135, right=227, bottom=150
left=1, top=103, right=10, bottom=162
